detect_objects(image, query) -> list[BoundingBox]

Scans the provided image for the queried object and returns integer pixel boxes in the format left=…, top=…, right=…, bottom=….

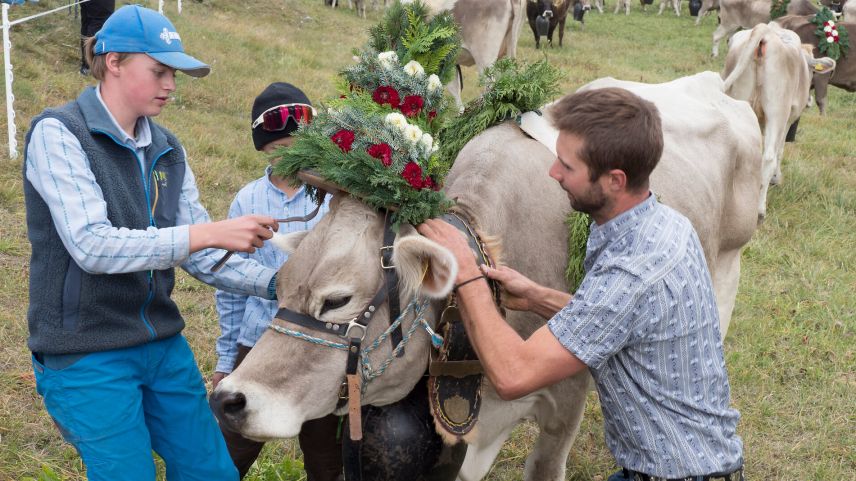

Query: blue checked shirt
left=25, top=86, right=277, bottom=300
left=214, top=170, right=329, bottom=373
left=547, top=194, right=743, bottom=478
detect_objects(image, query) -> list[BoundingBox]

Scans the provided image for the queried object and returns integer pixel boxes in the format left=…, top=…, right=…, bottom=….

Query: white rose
left=403, top=60, right=425, bottom=77
left=825, top=25, right=832, bottom=32
left=404, top=124, right=423, bottom=143
left=419, top=133, right=433, bottom=151
left=427, top=74, right=442, bottom=92
left=832, top=29, right=839, bottom=36
left=827, top=36, right=835, bottom=43
left=431, top=142, right=439, bottom=153
left=385, top=112, right=407, bottom=130
left=378, top=51, right=399, bottom=68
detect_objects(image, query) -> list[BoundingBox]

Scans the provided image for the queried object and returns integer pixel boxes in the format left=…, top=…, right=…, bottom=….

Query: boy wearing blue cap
left=23, top=5, right=275, bottom=480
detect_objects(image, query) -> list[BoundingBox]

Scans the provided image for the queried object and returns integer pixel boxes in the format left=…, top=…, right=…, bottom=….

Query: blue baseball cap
left=93, top=5, right=210, bottom=77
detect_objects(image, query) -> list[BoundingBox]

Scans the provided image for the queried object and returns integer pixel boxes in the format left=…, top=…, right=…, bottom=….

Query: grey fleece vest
left=24, top=87, right=188, bottom=355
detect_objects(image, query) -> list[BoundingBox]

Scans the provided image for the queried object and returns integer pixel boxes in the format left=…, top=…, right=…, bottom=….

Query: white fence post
left=3, top=3, right=17, bottom=159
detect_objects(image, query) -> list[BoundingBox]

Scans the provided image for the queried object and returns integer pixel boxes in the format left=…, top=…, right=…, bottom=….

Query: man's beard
left=569, top=181, right=607, bottom=216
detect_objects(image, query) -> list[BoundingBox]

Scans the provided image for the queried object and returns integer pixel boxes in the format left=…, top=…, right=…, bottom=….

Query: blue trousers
left=33, top=334, right=237, bottom=481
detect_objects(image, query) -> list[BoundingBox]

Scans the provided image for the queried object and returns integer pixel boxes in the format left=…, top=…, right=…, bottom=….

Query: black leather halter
left=271, top=210, right=405, bottom=393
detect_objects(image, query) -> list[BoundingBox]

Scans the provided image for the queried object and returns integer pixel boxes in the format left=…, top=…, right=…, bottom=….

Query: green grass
left=1, top=0, right=854, bottom=479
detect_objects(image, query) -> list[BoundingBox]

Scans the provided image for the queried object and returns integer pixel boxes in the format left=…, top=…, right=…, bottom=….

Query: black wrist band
left=454, top=274, right=486, bottom=292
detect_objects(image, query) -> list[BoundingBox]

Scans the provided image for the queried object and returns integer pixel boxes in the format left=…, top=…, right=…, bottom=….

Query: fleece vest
left=24, top=87, right=187, bottom=355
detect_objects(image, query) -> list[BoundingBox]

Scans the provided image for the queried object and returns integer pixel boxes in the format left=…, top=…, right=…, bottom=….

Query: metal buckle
left=345, top=319, right=368, bottom=340
left=379, top=246, right=395, bottom=269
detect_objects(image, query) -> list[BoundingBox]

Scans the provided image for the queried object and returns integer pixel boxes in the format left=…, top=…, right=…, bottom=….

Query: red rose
left=399, top=95, right=424, bottom=117
left=401, top=161, right=424, bottom=189
left=372, top=86, right=400, bottom=108
left=367, top=143, right=393, bottom=167
left=422, top=175, right=438, bottom=191
left=428, top=110, right=437, bottom=122
left=331, top=129, right=355, bottom=153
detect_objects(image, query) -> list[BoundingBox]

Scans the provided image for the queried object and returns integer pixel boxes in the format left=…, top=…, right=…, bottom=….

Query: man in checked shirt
left=418, top=88, right=745, bottom=481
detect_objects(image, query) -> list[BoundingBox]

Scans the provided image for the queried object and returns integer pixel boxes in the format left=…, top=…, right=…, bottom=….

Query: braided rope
left=268, top=324, right=349, bottom=350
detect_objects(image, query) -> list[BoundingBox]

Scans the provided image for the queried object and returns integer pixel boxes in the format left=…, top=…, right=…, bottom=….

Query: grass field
left=0, top=0, right=854, bottom=479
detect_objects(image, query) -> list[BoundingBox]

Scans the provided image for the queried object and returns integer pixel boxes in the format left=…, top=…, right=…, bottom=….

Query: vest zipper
left=95, top=128, right=173, bottom=341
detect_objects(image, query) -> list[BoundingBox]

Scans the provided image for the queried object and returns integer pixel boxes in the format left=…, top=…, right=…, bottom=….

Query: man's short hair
left=84, top=37, right=131, bottom=81
left=551, top=87, right=663, bottom=191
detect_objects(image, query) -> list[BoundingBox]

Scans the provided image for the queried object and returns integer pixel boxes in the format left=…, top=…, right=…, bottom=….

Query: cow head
left=210, top=195, right=458, bottom=440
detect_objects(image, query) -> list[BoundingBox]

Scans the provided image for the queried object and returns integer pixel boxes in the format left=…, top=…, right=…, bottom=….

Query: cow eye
left=321, top=296, right=352, bottom=315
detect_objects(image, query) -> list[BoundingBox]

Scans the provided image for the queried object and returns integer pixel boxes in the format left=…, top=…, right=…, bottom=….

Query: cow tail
left=456, top=64, right=463, bottom=95
left=722, top=24, right=769, bottom=93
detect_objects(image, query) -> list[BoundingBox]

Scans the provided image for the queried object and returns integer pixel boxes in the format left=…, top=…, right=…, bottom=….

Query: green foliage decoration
left=812, top=7, right=849, bottom=61
left=770, top=0, right=790, bottom=19
left=273, top=0, right=455, bottom=229
left=434, top=58, right=562, bottom=175
left=367, top=1, right=461, bottom=84
left=565, top=211, right=591, bottom=292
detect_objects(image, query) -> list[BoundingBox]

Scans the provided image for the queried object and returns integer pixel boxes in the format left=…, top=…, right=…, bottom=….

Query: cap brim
left=147, top=51, right=210, bottom=78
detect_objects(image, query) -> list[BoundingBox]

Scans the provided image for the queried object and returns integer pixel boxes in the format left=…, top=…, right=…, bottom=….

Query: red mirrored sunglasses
left=251, top=103, right=317, bottom=132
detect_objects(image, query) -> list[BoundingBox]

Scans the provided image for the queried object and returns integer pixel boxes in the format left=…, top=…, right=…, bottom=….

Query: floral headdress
left=812, top=7, right=849, bottom=61
left=273, top=1, right=460, bottom=228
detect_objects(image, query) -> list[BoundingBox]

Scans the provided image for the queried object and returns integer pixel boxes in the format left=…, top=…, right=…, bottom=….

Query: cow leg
left=522, top=384, right=588, bottom=481
left=595, top=0, right=604, bottom=13
left=813, top=75, right=831, bottom=115
left=674, top=0, right=680, bottom=16
left=456, top=426, right=515, bottom=481
left=658, top=0, right=666, bottom=15
left=446, top=65, right=464, bottom=111
left=614, top=0, right=621, bottom=14
left=696, top=4, right=707, bottom=25
left=711, top=22, right=737, bottom=57
left=626, top=0, right=631, bottom=15
left=710, top=248, right=742, bottom=338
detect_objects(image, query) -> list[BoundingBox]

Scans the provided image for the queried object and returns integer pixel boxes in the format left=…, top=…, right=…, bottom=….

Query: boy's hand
left=211, top=371, right=227, bottom=390
left=189, top=215, right=278, bottom=254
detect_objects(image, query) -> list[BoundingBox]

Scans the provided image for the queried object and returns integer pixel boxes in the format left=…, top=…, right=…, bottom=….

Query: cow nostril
left=222, top=392, right=247, bottom=415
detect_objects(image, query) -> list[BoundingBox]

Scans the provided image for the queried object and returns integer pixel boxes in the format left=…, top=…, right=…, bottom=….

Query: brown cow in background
left=777, top=14, right=856, bottom=114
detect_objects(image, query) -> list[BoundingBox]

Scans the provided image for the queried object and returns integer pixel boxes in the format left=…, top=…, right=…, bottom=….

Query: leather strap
left=381, top=212, right=404, bottom=356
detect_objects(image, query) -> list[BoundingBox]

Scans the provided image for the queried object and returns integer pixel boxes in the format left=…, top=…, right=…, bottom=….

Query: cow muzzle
left=209, top=388, right=249, bottom=434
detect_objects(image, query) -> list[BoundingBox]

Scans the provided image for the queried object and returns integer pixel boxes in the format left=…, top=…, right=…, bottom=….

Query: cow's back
left=577, top=72, right=762, bottom=264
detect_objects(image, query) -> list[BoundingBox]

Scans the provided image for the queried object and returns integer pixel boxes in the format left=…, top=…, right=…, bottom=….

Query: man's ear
left=605, top=168, right=628, bottom=192
left=393, top=235, right=458, bottom=299
left=269, top=231, right=310, bottom=254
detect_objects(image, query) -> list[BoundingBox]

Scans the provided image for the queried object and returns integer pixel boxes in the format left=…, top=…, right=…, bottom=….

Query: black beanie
left=251, top=82, right=312, bottom=151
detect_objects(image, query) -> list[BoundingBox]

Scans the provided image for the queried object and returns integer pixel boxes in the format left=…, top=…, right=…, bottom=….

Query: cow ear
left=393, top=235, right=458, bottom=299
left=269, top=231, right=310, bottom=254
left=806, top=54, right=836, bottom=75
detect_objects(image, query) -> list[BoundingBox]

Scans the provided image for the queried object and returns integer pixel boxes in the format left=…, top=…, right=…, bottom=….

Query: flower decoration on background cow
left=812, top=7, right=850, bottom=60
left=273, top=1, right=460, bottom=229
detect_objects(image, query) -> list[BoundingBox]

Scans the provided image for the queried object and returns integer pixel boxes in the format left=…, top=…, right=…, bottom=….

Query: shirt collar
left=265, top=165, right=305, bottom=201
left=588, top=192, right=658, bottom=247
left=94, top=83, right=152, bottom=149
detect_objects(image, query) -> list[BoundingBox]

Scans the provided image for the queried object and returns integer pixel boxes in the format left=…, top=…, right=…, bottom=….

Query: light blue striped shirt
left=214, top=169, right=329, bottom=373
left=548, top=194, right=742, bottom=478
left=24, top=86, right=277, bottom=299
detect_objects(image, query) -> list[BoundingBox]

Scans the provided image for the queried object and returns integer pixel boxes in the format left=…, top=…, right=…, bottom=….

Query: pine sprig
left=434, top=58, right=561, bottom=174
left=565, top=211, right=591, bottom=292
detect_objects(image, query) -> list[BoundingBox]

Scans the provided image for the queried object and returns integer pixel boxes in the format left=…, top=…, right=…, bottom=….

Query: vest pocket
left=62, top=260, right=82, bottom=331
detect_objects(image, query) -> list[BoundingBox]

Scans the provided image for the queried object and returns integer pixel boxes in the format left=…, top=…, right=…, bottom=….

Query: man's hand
left=417, top=219, right=482, bottom=282
left=481, top=265, right=540, bottom=312
left=189, top=214, right=278, bottom=254
left=211, top=371, right=227, bottom=390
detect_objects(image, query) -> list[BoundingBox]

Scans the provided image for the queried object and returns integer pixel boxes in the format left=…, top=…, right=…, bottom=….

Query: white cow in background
left=722, top=22, right=836, bottom=218
left=417, top=0, right=527, bottom=107
left=659, top=0, right=681, bottom=16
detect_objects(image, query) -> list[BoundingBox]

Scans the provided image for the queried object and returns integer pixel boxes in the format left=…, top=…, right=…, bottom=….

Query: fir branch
left=565, top=211, right=591, bottom=292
